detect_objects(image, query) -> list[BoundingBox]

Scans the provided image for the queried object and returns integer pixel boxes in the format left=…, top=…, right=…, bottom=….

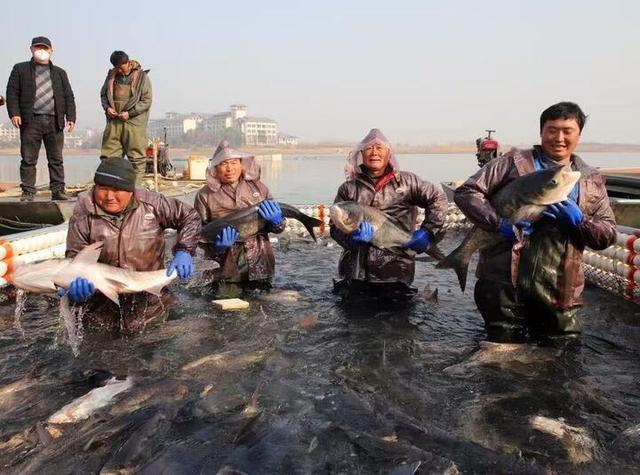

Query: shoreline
left=0, top=143, right=639, bottom=157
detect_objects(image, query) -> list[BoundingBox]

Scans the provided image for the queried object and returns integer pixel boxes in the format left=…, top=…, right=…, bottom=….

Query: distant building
left=278, top=133, right=298, bottom=146
left=148, top=105, right=281, bottom=145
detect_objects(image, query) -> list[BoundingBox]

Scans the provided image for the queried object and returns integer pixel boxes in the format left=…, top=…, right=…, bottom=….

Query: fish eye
left=550, top=179, right=558, bottom=186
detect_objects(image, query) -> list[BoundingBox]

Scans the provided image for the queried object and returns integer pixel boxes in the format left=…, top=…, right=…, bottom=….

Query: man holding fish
left=453, top=102, right=616, bottom=342
left=195, top=141, right=321, bottom=297
left=62, top=158, right=201, bottom=332
left=330, top=128, right=448, bottom=296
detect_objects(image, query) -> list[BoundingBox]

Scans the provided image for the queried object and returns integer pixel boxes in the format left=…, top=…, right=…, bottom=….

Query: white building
left=278, top=133, right=298, bottom=146
left=238, top=116, right=278, bottom=146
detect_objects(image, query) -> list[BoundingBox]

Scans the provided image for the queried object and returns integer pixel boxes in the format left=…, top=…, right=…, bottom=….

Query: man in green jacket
left=100, top=50, right=152, bottom=184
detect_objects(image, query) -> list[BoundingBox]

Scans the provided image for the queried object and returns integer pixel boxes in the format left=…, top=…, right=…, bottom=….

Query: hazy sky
left=2, top=0, right=638, bottom=145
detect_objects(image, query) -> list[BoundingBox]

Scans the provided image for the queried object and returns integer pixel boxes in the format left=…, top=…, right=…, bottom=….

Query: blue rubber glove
left=57, top=277, right=95, bottom=303
left=542, top=200, right=583, bottom=230
left=215, top=226, right=240, bottom=251
left=167, top=250, right=194, bottom=279
left=498, top=218, right=533, bottom=241
left=350, top=221, right=374, bottom=245
left=403, top=229, right=431, bottom=253
left=258, top=200, right=283, bottom=226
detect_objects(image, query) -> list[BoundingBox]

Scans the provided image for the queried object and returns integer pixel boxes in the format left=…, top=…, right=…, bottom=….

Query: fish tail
left=281, top=204, right=322, bottom=242
left=436, top=244, right=472, bottom=292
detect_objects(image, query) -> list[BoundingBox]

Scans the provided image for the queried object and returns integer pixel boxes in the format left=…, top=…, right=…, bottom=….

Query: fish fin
left=426, top=243, right=446, bottom=262
left=436, top=244, right=471, bottom=292
left=73, top=242, right=104, bottom=264
left=145, top=284, right=165, bottom=297
left=98, top=280, right=121, bottom=306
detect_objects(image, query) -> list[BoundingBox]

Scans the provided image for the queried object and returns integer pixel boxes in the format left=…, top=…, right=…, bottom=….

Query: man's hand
left=118, top=111, right=129, bottom=121
left=499, top=218, right=533, bottom=241
left=57, top=277, right=96, bottom=303
left=67, top=121, right=75, bottom=132
left=403, top=229, right=431, bottom=254
left=543, top=200, right=584, bottom=231
left=106, top=107, right=118, bottom=118
left=215, top=226, right=240, bottom=251
left=167, top=250, right=194, bottom=279
left=350, top=221, right=374, bottom=245
left=11, top=116, right=21, bottom=128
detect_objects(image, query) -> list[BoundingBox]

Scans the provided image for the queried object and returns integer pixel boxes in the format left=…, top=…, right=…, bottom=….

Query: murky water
left=1, top=234, right=640, bottom=474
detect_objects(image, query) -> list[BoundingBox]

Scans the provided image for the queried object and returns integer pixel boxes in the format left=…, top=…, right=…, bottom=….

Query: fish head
left=520, top=167, right=582, bottom=206
left=9, top=259, right=71, bottom=293
left=329, top=201, right=364, bottom=234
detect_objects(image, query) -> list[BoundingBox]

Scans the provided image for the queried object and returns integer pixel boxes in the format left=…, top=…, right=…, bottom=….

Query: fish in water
left=47, top=376, right=132, bottom=424
left=530, top=415, right=602, bottom=464
left=9, top=241, right=177, bottom=328
left=437, top=166, right=581, bottom=291
left=329, top=201, right=445, bottom=260
left=201, top=201, right=323, bottom=244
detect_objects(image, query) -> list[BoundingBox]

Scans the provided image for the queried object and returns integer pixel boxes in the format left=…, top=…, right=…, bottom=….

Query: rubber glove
left=498, top=218, right=533, bottom=241
left=215, top=226, right=240, bottom=251
left=403, top=229, right=431, bottom=253
left=350, top=221, right=374, bottom=245
left=258, top=200, right=283, bottom=226
left=57, top=277, right=95, bottom=303
left=542, top=200, right=583, bottom=230
left=167, top=250, right=194, bottom=279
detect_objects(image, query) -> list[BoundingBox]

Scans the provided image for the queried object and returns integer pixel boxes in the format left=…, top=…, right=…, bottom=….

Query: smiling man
left=454, top=102, right=617, bottom=342
left=64, top=158, right=201, bottom=333
left=330, top=128, right=448, bottom=298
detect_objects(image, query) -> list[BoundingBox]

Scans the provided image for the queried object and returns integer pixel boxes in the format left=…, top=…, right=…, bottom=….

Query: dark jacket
left=331, top=167, right=448, bottom=285
left=454, top=147, right=617, bottom=308
left=66, top=188, right=201, bottom=269
left=6, top=59, right=76, bottom=130
left=194, top=179, right=285, bottom=282
left=100, top=60, right=152, bottom=126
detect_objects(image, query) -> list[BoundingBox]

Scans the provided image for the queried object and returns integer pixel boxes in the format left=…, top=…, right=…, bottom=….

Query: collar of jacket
left=355, top=165, right=399, bottom=191
left=29, top=58, right=54, bottom=71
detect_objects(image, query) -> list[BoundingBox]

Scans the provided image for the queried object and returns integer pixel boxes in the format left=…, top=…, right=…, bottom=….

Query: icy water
left=1, top=234, right=640, bottom=474
left=0, top=151, right=637, bottom=203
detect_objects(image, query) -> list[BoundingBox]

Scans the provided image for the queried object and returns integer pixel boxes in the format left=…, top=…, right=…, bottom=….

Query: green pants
left=100, top=119, right=148, bottom=183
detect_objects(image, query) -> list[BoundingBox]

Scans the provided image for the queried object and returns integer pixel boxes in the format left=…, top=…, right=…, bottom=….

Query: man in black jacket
left=6, top=36, right=76, bottom=201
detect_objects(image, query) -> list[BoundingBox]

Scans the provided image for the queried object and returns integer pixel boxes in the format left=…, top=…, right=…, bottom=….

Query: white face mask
left=33, top=49, right=51, bottom=63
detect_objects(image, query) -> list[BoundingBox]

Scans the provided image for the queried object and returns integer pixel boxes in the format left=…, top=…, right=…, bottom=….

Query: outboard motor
left=475, top=129, right=499, bottom=167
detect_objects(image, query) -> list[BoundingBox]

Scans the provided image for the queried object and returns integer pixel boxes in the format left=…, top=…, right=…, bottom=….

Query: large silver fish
left=9, top=241, right=176, bottom=308
left=329, top=201, right=445, bottom=260
left=437, top=166, right=581, bottom=291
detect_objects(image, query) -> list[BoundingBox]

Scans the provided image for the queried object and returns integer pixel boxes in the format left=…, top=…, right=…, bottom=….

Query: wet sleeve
left=454, top=158, right=510, bottom=232
left=156, top=195, right=202, bottom=255
left=65, top=213, right=91, bottom=259
left=129, top=74, right=152, bottom=118
left=574, top=179, right=617, bottom=250
left=193, top=189, right=211, bottom=223
left=329, top=183, right=353, bottom=248
left=410, top=176, right=448, bottom=236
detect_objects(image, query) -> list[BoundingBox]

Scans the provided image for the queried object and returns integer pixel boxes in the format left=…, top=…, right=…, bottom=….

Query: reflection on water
left=1, top=152, right=636, bottom=203
left=1, top=240, right=639, bottom=473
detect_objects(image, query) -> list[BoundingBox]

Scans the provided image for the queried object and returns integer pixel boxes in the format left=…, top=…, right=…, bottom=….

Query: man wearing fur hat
left=194, top=140, right=285, bottom=296
left=331, top=129, right=448, bottom=296
left=63, top=158, right=201, bottom=333
left=100, top=50, right=152, bottom=184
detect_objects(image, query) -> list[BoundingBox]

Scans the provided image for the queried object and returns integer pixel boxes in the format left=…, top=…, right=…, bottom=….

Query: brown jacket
left=331, top=167, right=448, bottom=285
left=194, top=179, right=285, bottom=282
left=454, top=147, right=617, bottom=308
left=66, top=188, right=201, bottom=269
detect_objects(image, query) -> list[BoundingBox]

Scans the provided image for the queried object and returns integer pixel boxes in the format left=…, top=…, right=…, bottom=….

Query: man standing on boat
left=63, top=158, right=200, bottom=333
left=100, top=51, right=152, bottom=185
left=330, top=128, right=448, bottom=297
left=455, top=102, right=617, bottom=342
left=6, top=36, right=76, bottom=201
left=194, top=140, right=286, bottom=297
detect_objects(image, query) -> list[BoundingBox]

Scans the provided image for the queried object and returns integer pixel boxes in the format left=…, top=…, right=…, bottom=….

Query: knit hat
left=94, top=158, right=136, bottom=192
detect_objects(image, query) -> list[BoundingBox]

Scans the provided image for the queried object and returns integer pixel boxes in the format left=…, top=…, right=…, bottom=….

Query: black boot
left=51, top=191, right=69, bottom=201
left=20, top=192, right=35, bottom=202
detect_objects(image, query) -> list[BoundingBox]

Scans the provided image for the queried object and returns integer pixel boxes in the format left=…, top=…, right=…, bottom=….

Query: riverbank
left=1, top=142, right=638, bottom=158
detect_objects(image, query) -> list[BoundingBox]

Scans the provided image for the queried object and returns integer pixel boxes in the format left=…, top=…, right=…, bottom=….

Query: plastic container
left=185, top=155, right=209, bottom=180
